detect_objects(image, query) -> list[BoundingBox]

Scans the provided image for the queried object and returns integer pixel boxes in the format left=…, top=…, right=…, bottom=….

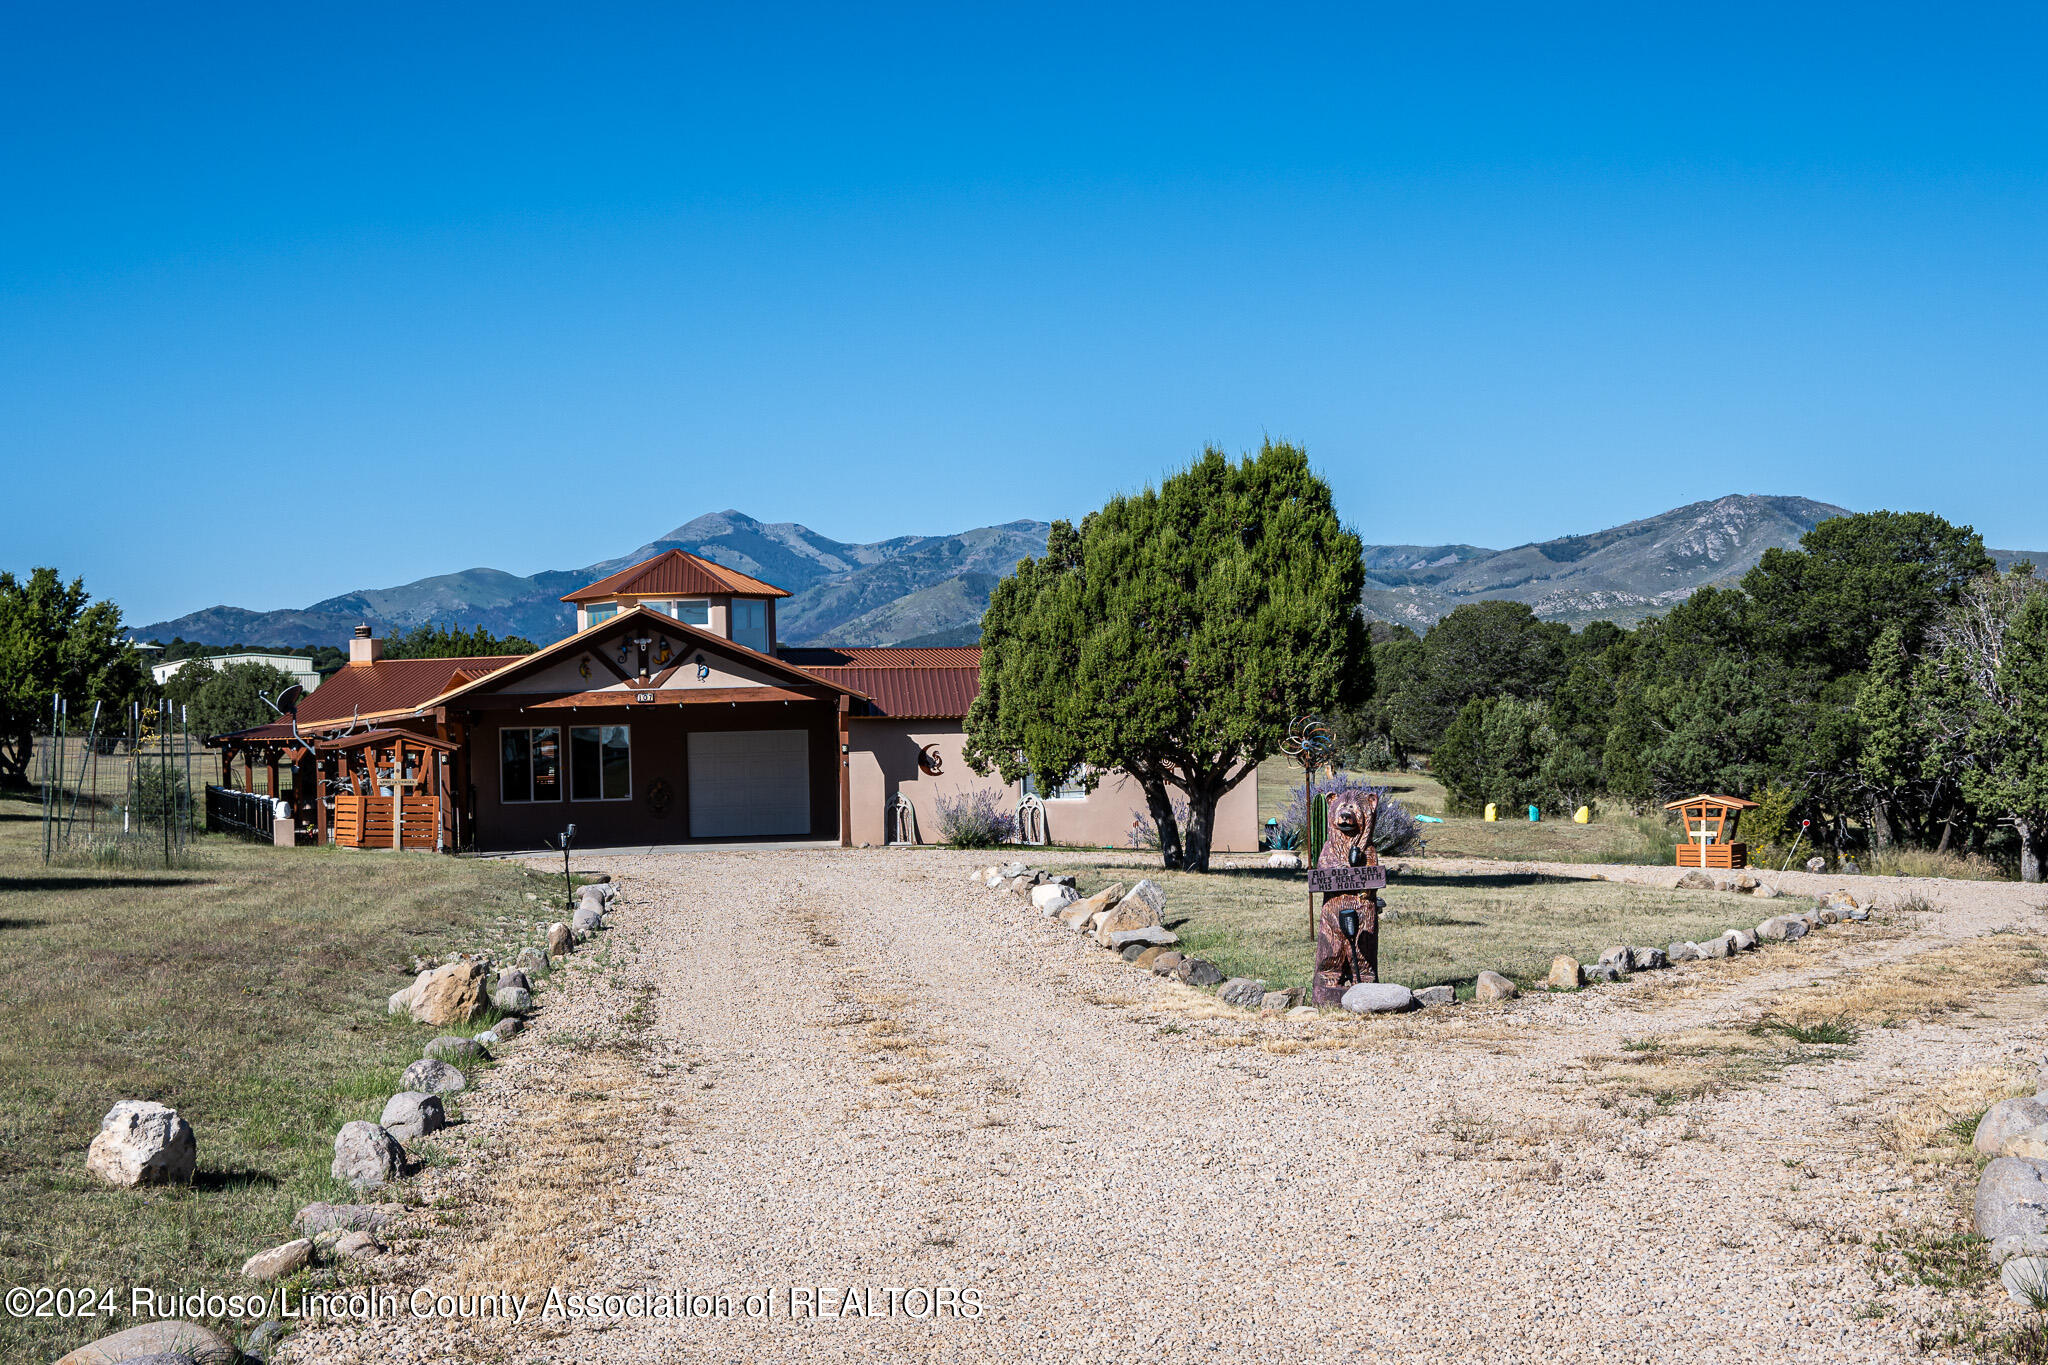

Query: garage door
left=688, top=729, right=812, bottom=838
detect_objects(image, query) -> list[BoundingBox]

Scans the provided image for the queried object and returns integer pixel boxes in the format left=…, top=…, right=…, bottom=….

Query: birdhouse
left=1664, top=794, right=1759, bottom=869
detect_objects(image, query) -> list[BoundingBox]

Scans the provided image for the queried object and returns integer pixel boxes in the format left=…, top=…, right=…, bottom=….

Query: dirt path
left=289, top=852, right=2048, bottom=1365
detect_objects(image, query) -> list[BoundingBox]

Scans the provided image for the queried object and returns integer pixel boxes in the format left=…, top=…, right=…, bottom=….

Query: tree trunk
left=1869, top=799, right=1895, bottom=850
left=1139, top=776, right=1184, bottom=870
left=2022, top=821, right=2045, bottom=885
left=1182, top=785, right=1219, bottom=873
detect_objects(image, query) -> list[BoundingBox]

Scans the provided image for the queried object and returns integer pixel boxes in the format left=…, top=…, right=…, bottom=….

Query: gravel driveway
left=288, top=850, right=2048, bottom=1364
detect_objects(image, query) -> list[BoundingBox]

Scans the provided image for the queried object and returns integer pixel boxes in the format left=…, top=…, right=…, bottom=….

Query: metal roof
left=561, top=549, right=791, bottom=603
left=294, top=656, right=524, bottom=727
left=779, top=646, right=982, bottom=669
left=799, top=665, right=981, bottom=720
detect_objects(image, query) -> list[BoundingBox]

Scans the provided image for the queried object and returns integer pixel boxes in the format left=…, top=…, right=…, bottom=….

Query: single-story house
left=153, top=651, right=323, bottom=693
left=208, top=547, right=1257, bottom=853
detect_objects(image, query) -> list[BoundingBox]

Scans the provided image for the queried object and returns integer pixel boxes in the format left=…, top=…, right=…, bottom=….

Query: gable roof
left=416, top=605, right=865, bottom=711
left=784, top=645, right=982, bottom=720
left=295, top=656, right=526, bottom=729
left=561, top=548, right=790, bottom=603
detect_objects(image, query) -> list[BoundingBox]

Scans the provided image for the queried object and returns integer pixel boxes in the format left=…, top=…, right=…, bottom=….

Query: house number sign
left=634, top=691, right=655, bottom=703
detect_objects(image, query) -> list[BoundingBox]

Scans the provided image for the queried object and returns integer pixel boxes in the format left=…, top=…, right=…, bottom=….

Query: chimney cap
left=354, top=624, right=372, bottom=639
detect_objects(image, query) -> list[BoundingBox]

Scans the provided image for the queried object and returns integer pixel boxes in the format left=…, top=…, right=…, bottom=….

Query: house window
left=501, top=727, right=561, bottom=802
left=731, top=598, right=769, bottom=652
left=660, top=599, right=710, bottom=627
left=585, top=603, right=619, bottom=628
left=570, top=725, right=631, bottom=801
left=1022, top=770, right=1089, bottom=801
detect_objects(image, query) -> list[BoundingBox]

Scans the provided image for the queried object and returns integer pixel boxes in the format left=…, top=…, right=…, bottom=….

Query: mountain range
left=134, top=497, right=2046, bottom=649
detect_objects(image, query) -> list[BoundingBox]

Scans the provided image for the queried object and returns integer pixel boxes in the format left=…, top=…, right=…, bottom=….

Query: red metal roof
left=295, top=656, right=524, bottom=727
left=561, top=549, right=791, bottom=603
left=798, top=665, right=981, bottom=719
left=780, top=646, right=982, bottom=669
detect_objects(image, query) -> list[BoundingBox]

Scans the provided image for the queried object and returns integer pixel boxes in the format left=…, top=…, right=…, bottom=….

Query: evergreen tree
left=0, top=569, right=143, bottom=786
left=384, top=622, right=537, bottom=659
left=966, top=440, right=1368, bottom=871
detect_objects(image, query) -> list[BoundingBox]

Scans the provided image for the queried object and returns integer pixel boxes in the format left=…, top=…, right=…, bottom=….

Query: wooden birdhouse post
left=1665, top=794, right=1759, bottom=870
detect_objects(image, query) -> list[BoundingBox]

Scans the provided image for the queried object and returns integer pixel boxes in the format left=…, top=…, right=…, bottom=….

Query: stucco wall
left=847, top=720, right=1259, bottom=853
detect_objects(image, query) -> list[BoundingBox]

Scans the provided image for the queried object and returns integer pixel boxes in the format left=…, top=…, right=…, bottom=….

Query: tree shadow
left=0, top=875, right=213, bottom=892
left=1393, top=871, right=1571, bottom=890
left=193, top=1167, right=282, bottom=1193
left=0, top=917, right=50, bottom=931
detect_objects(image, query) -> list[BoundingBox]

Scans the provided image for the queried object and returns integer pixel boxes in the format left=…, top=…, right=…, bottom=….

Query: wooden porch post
left=837, top=695, right=852, bottom=848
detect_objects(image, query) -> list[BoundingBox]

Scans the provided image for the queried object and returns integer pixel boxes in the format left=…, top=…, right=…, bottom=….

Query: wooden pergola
left=317, top=729, right=461, bottom=851
left=1665, top=794, right=1759, bottom=869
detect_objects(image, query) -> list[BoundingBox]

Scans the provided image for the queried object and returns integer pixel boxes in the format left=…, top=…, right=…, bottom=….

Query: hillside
left=133, top=497, right=2048, bottom=649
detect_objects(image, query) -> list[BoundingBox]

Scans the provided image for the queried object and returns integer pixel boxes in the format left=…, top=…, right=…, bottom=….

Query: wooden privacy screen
left=333, top=794, right=444, bottom=850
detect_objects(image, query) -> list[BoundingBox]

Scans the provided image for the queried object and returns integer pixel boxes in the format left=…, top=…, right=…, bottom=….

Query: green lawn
left=0, top=793, right=557, bottom=1362
left=1045, top=857, right=1767, bottom=998
left=1254, top=757, right=1677, bottom=865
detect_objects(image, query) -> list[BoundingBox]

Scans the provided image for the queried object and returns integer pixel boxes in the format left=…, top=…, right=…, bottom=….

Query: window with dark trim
left=570, top=725, right=631, bottom=801
left=501, top=727, right=562, bottom=802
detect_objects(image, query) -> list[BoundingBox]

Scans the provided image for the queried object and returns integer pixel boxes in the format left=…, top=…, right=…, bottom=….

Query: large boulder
left=1628, top=946, right=1668, bottom=973
left=1542, top=956, right=1584, bottom=990
left=1667, top=941, right=1701, bottom=964
left=1977, top=1098, right=2048, bottom=1157
left=1175, top=958, right=1226, bottom=988
left=1979, top=1158, right=2048, bottom=1240
left=401, top=1058, right=466, bottom=1095
left=1697, top=935, right=1733, bottom=959
left=53, top=1321, right=237, bottom=1365
left=492, top=985, right=534, bottom=1015
left=1097, top=896, right=1164, bottom=947
left=410, top=960, right=489, bottom=1026
left=241, top=1237, right=312, bottom=1282
left=84, top=1100, right=195, bottom=1188
left=1474, top=970, right=1518, bottom=1002
left=1340, top=983, right=1415, bottom=1014
left=1597, top=946, right=1633, bottom=973
left=1729, top=928, right=1759, bottom=952
left=1122, top=879, right=1167, bottom=917
left=1058, top=903, right=1096, bottom=932
left=332, top=1121, right=404, bottom=1191
left=1216, top=978, right=1267, bottom=1009
left=379, top=1091, right=447, bottom=1143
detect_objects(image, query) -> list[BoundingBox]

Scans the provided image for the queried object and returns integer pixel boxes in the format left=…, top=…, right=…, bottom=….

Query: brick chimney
left=349, top=623, right=383, bottom=666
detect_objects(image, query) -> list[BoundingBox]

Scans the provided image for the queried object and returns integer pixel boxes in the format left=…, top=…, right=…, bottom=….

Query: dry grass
left=1863, top=847, right=2013, bottom=881
left=0, top=793, right=545, bottom=1362
left=1773, top=934, right=2048, bottom=1028
left=1048, top=857, right=1770, bottom=997
left=1886, top=1065, right=2034, bottom=1153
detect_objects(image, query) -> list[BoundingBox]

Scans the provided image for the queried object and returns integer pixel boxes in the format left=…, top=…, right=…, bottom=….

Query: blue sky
left=4, top=3, right=2044, bottom=625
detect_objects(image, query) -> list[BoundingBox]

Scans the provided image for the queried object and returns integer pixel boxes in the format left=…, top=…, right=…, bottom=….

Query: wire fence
left=30, top=696, right=228, bottom=866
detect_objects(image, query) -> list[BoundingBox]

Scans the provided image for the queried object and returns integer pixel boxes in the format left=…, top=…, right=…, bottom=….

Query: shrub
left=934, top=787, right=1017, bottom=848
left=1275, top=781, right=1426, bottom=858
left=1126, top=797, right=1191, bottom=850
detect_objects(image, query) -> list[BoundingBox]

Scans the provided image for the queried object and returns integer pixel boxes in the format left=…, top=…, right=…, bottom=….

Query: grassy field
left=1254, top=757, right=1678, bottom=864
left=0, top=792, right=555, bottom=1362
left=1044, top=857, right=1768, bottom=998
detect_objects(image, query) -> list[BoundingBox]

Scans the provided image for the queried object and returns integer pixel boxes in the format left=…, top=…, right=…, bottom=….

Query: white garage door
left=689, top=730, right=812, bottom=838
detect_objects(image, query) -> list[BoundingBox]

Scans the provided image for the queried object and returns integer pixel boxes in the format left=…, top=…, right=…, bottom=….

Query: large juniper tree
left=964, top=440, right=1368, bottom=871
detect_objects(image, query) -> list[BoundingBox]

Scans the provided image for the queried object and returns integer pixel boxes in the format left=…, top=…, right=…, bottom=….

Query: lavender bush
left=1125, top=797, right=1192, bottom=851
left=1271, top=781, right=1425, bottom=857
left=935, top=787, right=1019, bottom=848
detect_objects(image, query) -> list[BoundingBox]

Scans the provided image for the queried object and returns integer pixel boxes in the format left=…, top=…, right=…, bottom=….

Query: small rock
left=1414, top=985, right=1456, bottom=1008
left=331, top=1122, right=404, bottom=1191
left=1175, top=958, right=1226, bottom=988
left=332, top=1229, right=381, bottom=1262
left=515, top=947, right=549, bottom=974
left=1474, top=970, right=1519, bottom=1001
left=1757, top=916, right=1806, bottom=942
left=293, top=1203, right=393, bottom=1237
left=1119, top=943, right=1147, bottom=962
left=496, top=968, right=531, bottom=993
left=572, top=905, right=605, bottom=933
left=1732, top=873, right=1758, bottom=892
left=1216, top=978, right=1268, bottom=1009
left=1752, top=883, right=1782, bottom=900
left=2004, top=1256, right=2048, bottom=1306
left=1676, top=870, right=1717, bottom=890
left=1667, top=941, right=1700, bottom=963
left=997, top=860, right=1029, bottom=878
left=1340, top=982, right=1415, bottom=1014
left=1097, top=895, right=1164, bottom=947
left=546, top=922, right=573, bottom=956
left=240, top=1238, right=312, bottom=1282
left=84, top=1100, right=196, bottom=1188
left=378, top=1091, right=446, bottom=1143
left=1805, top=856, right=1827, bottom=873
left=1108, top=925, right=1178, bottom=949
left=52, top=1321, right=236, bottom=1365
left=1265, top=851, right=1303, bottom=869
left=1697, top=936, right=1733, bottom=960
left=1847, top=906, right=1869, bottom=921
left=424, top=1036, right=489, bottom=1064
left=1030, top=883, right=1078, bottom=914
left=1597, top=945, right=1632, bottom=973
left=400, top=1058, right=467, bottom=1095
left=1286, top=1004, right=1319, bottom=1020
left=1542, top=956, right=1583, bottom=990
left=1150, top=951, right=1184, bottom=977
left=1261, top=988, right=1304, bottom=1011
left=1976, top=1157, right=2048, bottom=1239
left=1729, top=928, right=1759, bottom=951
left=491, top=1015, right=525, bottom=1039
left=1585, top=961, right=1621, bottom=983
left=492, top=986, right=534, bottom=1015
left=1122, top=879, right=1168, bottom=917
left=1978, top=1098, right=2048, bottom=1157
left=1628, top=946, right=1667, bottom=972
left=1132, top=946, right=1169, bottom=968
left=1045, top=874, right=1078, bottom=888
